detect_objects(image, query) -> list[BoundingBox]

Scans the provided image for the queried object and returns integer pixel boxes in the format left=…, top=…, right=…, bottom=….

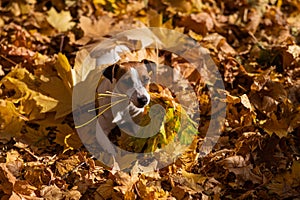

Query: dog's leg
left=96, top=120, right=116, bottom=155
left=96, top=121, right=120, bottom=173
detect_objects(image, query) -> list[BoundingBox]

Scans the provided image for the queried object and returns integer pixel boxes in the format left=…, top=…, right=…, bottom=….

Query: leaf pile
left=0, top=0, right=300, bottom=199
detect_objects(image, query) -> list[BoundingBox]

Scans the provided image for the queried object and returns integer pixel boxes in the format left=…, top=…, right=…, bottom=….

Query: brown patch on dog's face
left=113, top=62, right=150, bottom=93
left=103, top=60, right=154, bottom=84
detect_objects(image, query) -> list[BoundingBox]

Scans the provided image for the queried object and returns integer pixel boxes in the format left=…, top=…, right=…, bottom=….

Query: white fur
left=96, top=65, right=150, bottom=155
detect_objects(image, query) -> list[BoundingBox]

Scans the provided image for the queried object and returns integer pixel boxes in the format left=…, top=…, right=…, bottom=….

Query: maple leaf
left=1, top=68, right=58, bottom=120
left=0, top=100, right=24, bottom=143
left=73, top=48, right=97, bottom=84
left=2, top=67, right=72, bottom=120
left=46, top=7, right=75, bottom=32
left=54, top=53, right=73, bottom=95
left=78, top=15, right=115, bottom=44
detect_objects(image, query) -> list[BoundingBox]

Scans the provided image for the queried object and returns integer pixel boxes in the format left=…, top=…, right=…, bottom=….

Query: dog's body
left=95, top=60, right=154, bottom=160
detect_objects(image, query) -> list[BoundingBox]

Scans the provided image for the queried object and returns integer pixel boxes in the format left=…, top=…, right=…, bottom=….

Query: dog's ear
left=142, top=59, right=156, bottom=73
left=103, top=64, right=120, bottom=83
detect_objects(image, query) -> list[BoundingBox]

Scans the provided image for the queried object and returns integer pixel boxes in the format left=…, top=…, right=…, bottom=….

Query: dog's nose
left=137, top=96, right=149, bottom=107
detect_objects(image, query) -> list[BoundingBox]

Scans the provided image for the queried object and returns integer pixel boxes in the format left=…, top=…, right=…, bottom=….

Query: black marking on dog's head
left=102, top=64, right=120, bottom=83
left=142, top=59, right=156, bottom=73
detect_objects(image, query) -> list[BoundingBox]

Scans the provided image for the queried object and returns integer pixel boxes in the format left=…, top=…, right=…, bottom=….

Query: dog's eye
left=122, top=78, right=134, bottom=86
left=142, top=76, right=150, bottom=84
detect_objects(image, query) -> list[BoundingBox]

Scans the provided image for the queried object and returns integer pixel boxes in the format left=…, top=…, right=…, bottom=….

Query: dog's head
left=102, top=59, right=155, bottom=109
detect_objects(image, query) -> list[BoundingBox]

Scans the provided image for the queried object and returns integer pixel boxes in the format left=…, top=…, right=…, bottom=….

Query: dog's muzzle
left=137, top=95, right=149, bottom=107
left=130, top=90, right=150, bottom=108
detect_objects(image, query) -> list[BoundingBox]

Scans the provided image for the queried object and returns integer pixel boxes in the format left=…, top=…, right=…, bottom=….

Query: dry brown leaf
left=240, top=94, right=252, bottom=111
left=177, top=12, right=213, bottom=36
left=55, top=154, right=81, bottom=176
left=114, top=171, right=139, bottom=194
left=78, top=16, right=115, bottom=43
left=14, top=180, right=37, bottom=197
left=221, top=155, right=262, bottom=185
left=245, top=8, right=261, bottom=34
left=267, top=161, right=300, bottom=197
left=162, top=0, right=193, bottom=13
left=5, top=150, right=23, bottom=178
left=40, top=185, right=81, bottom=200
left=95, top=179, right=115, bottom=199
left=262, top=113, right=289, bottom=138
left=203, top=33, right=237, bottom=55
left=0, top=163, right=16, bottom=195
left=40, top=185, right=63, bottom=199
left=24, top=166, right=52, bottom=189
left=135, top=178, right=169, bottom=199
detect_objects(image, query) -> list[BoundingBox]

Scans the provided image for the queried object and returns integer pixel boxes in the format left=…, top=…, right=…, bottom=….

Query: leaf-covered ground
left=0, top=0, right=300, bottom=199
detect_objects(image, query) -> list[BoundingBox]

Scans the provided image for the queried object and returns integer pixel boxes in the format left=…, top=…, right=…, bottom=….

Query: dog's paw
left=112, top=111, right=122, bottom=124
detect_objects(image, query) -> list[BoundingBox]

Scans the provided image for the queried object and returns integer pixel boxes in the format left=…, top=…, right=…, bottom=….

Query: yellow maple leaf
left=0, top=100, right=24, bottom=142
left=2, top=68, right=58, bottom=120
left=39, top=76, right=72, bottom=119
left=55, top=53, right=73, bottom=95
left=46, top=7, right=75, bottom=32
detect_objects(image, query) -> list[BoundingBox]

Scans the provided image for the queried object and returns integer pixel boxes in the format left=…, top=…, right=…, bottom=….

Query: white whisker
left=75, top=98, right=128, bottom=129
left=88, top=97, right=127, bottom=112
left=97, top=91, right=127, bottom=99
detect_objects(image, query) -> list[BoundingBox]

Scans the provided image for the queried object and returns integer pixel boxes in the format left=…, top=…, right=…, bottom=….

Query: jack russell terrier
left=95, top=59, right=155, bottom=170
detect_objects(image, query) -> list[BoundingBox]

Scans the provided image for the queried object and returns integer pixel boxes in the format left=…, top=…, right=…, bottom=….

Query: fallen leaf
left=96, top=179, right=114, bottom=199
left=1, top=68, right=59, bottom=120
left=240, top=94, right=253, bottom=111
left=262, top=113, right=289, bottom=138
left=39, top=75, right=72, bottom=119
left=0, top=163, right=16, bottom=195
left=267, top=161, right=300, bottom=197
left=245, top=8, right=261, bottom=34
left=221, top=155, right=262, bottom=185
left=24, top=166, right=52, bottom=189
left=14, top=180, right=37, bottom=197
left=78, top=15, right=115, bottom=43
left=203, top=33, right=237, bottom=55
left=177, top=12, right=214, bottom=36
left=114, top=171, right=139, bottom=194
left=55, top=154, right=81, bottom=176
left=54, top=124, right=82, bottom=152
left=0, top=100, right=24, bottom=142
left=55, top=53, right=73, bottom=94
left=46, top=7, right=75, bottom=32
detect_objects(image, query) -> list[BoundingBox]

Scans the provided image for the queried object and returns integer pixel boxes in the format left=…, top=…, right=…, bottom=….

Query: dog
left=95, top=59, right=155, bottom=171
